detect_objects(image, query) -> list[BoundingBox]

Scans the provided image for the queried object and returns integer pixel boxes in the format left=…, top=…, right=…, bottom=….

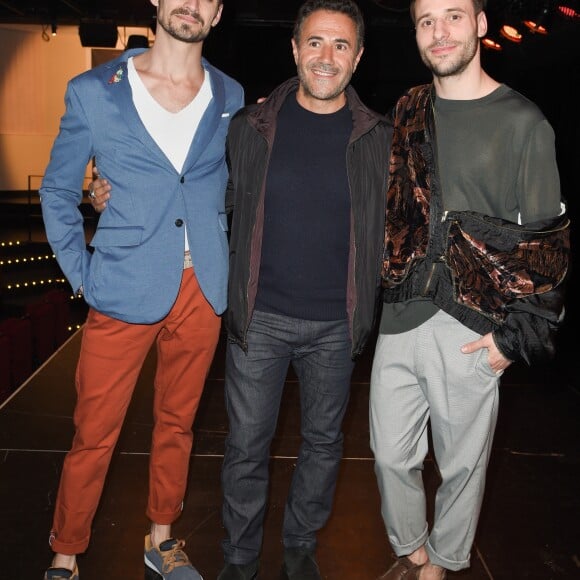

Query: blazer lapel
left=181, top=62, right=225, bottom=172
left=103, top=53, right=177, bottom=171
left=101, top=54, right=226, bottom=174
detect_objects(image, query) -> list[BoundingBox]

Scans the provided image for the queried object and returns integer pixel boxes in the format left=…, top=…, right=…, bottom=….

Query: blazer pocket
left=90, top=226, right=144, bottom=247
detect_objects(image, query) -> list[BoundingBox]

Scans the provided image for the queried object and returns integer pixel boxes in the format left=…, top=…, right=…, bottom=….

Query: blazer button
left=180, top=176, right=185, bottom=183
left=175, top=219, right=184, bottom=227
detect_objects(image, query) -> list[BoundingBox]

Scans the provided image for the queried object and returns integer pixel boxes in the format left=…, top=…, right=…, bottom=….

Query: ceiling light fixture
left=523, top=5, right=550, bottom=35
left=557, top=4, right=579, bottom=19
left=523, top=19, right=548, bottom=34
left=500, top=24, right=523, bottom=43
left=482, top=37, right=502, bottom=51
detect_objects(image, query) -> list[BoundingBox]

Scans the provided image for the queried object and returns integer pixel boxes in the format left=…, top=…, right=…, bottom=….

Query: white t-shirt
left=127, top=56, right=212, bottom=252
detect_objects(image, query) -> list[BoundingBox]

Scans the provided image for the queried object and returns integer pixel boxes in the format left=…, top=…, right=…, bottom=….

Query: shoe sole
left=145, top=562, right=205, bottom=580
left=145, top=563, right=163, bottom=580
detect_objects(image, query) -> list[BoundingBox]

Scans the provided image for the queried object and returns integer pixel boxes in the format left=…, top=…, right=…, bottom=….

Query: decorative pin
left=108, top=67, right=124, bottom=84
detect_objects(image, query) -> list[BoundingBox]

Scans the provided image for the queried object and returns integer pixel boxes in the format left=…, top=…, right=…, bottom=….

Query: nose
left=432, top=18, right=450, bottom=40
left=319, top=43, right=334, bottom=62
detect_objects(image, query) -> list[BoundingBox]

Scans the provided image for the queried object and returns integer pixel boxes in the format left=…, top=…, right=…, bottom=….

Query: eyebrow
left=305, top=34, right=352, bottom=45
left=416, top=7, right=467, bottom=22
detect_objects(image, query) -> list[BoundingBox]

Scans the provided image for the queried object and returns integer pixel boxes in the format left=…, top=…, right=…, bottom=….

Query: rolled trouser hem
left=389, top=523, right=429, bottom=557
left=222, top=541, right=262, bottom=565
left=146, top=508, right=183, bottom=526
left=50, top=537, right=89, bottom=555
left=425, top=541, right=470, bottom=572
left=282, top=541, right=317, bottom=551
left=224, top=557, right=260, bottom=567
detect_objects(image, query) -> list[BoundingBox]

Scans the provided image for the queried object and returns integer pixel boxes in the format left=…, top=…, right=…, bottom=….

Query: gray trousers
left=370, top=310, right=500, bottom=571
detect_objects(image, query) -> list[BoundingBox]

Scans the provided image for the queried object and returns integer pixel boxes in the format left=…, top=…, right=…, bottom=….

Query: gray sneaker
left=217, top=561, right=259, bottom=580
left=144, top=534, right=203, bottom=579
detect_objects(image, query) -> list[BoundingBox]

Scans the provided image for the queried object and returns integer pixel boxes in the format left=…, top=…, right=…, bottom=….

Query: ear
left=477, top=10, right=488, bottom=38
left=353, top=46, right=364, bottom=73
left=291, top=38, right=299, bottom=65
left=211, top=3, right=224, bottom=28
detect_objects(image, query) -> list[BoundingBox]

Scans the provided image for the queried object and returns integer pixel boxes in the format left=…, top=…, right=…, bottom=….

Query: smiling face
left=154, top=0, right=223, bottom=43
left=413, top=0, right=486, bottom=78
left=291, top=9, right=364, bottom=113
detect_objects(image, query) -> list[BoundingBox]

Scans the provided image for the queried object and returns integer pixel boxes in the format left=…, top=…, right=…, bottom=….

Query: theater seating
left=0, top=316, right=33, bottom=395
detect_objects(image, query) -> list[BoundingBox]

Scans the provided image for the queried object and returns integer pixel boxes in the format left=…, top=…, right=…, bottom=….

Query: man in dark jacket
left=220, top=1, right=391, bottom=578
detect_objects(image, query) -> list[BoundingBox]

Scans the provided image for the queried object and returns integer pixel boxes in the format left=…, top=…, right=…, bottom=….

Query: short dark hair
left=293, top=0, right=365, bottom=51
left=410, top=0, right=487, bottom=24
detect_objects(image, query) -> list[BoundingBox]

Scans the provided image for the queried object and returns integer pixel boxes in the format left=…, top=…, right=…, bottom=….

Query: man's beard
left=421, top=36, right=479, bottom=78
left=296, top=62, right=352, bottom=102
left=158, top=10, right=211, bottom=43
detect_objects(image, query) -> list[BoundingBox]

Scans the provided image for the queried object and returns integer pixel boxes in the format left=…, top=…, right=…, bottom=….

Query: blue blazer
left=40, top=49, right=244, bottom=323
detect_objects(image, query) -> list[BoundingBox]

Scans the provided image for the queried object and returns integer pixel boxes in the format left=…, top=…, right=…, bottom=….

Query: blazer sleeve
left=39, top=81, right=95, bottom=294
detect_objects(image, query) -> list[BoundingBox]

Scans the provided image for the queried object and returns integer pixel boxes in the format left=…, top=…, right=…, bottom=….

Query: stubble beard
left=158, top=10, right=212, bottom=44
left=297, top=63, right=353, bottom=102
left=421, top=35, right=479, bottom=78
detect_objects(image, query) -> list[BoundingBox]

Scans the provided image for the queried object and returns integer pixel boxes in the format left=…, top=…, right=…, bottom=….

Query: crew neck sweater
left=255, top=93, right=352, bottom=321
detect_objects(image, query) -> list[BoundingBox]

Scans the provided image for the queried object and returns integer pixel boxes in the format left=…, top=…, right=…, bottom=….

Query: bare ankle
left=407, top=546, right=429, bottom=566
left=150, top=523, right=171, bottom=548
left=418, top=563, right=446, bottom=580
left=51, top=553, right=76, bottom=571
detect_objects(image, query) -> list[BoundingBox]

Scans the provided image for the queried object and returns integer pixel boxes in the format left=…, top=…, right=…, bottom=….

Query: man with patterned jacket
left=370, top=1, right=570, bottom=579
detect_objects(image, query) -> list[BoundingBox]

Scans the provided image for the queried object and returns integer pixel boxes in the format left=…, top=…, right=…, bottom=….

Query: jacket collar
left=247, top=76, right=385, bottom=143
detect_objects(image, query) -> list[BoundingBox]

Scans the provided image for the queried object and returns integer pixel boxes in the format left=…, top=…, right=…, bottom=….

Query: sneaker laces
left=158, top=539, right=191, bottom=574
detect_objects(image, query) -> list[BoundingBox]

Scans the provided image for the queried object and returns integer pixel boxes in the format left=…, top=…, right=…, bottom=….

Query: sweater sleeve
left=493, top=113, right=568, bottom=365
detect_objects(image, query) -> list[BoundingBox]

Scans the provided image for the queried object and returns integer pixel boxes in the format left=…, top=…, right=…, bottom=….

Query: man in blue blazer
left=40, top=1, right=243, bottom=579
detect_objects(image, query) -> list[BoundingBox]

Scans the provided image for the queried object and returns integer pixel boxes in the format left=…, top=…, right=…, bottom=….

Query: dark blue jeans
left=221, top=310, right=355, bottom=564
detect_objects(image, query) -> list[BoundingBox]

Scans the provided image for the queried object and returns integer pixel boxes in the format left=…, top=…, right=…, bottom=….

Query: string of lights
left=0, top=253, right=55, bottom=267
left=4, top=278, right=68, bottom=291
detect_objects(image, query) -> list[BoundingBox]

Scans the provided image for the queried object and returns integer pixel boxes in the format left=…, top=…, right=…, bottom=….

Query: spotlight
left=482, top=37, right=502, bottom=51
left=51, top=22, right=57, bottom=36
left=523, top=19, right=548, bottom=34
left=523, top=6, right=550, bottom=34
left=500, top=24, right=523, bottom=43
left=557, top=4, right=579, bottom=19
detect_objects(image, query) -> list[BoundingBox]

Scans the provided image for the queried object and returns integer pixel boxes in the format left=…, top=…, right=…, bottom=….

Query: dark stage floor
left=0, top=322, right=579, bottom=579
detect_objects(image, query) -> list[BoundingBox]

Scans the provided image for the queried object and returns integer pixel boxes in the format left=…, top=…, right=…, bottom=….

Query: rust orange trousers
left=49, top=267, right=221, bottom=554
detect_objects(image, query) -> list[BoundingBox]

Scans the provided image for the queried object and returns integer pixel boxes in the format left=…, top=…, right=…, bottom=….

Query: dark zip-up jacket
left=382, top=84, right=570, bottom=365
left=225, top=77, right=392, bottom=358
